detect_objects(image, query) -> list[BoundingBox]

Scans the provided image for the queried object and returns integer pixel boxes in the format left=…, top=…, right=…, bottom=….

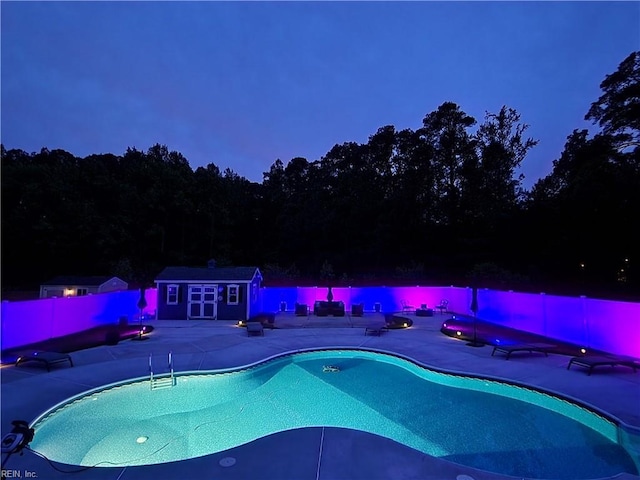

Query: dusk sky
left=2, top=1, right=638, bottom=188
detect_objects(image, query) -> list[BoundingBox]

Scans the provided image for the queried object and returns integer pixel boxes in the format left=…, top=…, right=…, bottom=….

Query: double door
left=188, top=284, right=217, bottom=319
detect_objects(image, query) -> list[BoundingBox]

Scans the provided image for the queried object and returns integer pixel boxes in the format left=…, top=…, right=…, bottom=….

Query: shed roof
left=155, top=266, right=261, bottom=282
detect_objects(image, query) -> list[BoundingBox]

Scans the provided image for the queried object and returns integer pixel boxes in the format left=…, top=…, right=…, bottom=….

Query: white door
left=188, top=284, right=217, bottom=319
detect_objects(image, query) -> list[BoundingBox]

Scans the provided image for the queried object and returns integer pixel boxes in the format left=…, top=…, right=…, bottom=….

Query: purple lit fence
left=2, top=286, right=638, bottom=358
left=260, top=285, right=452, bottom=313
left=469, top=289, right=640, bottom=358
left=1, top=289, right=157, bottom=351
left=261, top=286, right=639, bottom=358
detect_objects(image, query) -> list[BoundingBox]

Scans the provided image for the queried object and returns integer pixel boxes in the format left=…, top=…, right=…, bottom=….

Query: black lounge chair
left=364, top=325, right=388, bottom=336
left=491, top=342, right=556, bottom=360
left=15, top=351, right=73, bottom=372
left=567, top=355, right=639, bottom=375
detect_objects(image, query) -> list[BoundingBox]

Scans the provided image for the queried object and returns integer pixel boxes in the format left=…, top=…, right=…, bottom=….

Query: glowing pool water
left=30, top=349, right=638, bottom=479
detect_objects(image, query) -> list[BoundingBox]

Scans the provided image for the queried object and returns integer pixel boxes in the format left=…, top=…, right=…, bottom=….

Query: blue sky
left=2, top=1, right=638, bottom=188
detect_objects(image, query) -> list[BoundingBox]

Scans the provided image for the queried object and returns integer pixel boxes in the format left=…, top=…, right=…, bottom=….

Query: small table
left=246, top=322, right=264, bottom=336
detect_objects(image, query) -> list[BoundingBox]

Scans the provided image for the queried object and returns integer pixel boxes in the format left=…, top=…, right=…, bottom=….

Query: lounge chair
left=15, top=351, right=73, bottom=372
left=491, top=342, right=556, bottom=360
left=246, top=322, right=264, bottom=336
left=364, top=325, right=388, bottom=336
left=567, top=355, right=639, bottom=375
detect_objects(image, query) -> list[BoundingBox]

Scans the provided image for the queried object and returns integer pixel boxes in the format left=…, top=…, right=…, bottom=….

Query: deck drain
left=219, top=457, right=236, bottom=467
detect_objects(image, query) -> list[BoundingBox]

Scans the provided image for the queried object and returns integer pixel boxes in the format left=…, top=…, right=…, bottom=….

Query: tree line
left=2, top=52, right=638, bottom=300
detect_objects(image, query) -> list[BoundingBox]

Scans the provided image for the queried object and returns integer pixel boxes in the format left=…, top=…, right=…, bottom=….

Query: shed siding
left=157, top=283, right=188, bottom=320
left=248, top=275, right=261, bottom=318
left=155, top=267, right=262, bottom=321
left=217, top=283, right=248, bottom=321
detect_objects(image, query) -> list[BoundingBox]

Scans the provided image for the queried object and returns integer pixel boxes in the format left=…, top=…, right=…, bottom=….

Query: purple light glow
left=467, top=289, right=640, bottom=358
left=263, top=286, right=639, bottom=358
left=261, top=286, right=452, bottom=314
left=2, top=286, right=638, bottom=359
left=1, top=288, right=157, bottom=351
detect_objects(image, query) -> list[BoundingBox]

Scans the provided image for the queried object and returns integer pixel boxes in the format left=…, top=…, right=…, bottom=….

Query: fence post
left=581, top=295, right=589, bottom=349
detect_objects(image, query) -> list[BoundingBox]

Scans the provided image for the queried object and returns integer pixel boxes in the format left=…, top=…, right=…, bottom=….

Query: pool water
left=30, top=349, right=638, bottom=479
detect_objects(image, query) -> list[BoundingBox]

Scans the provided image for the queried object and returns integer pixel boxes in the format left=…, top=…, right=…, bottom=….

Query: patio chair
left=400, top=300, right=414, bottom=313
left=351, top=303, right=364, bottom=317
left=435, top=299, right=449, bottom=315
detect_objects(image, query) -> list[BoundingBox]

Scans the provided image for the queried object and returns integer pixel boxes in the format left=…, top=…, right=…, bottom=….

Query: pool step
left=149, top=352, right=175, bottom=390
left=151, top=376, right=176, bottom=390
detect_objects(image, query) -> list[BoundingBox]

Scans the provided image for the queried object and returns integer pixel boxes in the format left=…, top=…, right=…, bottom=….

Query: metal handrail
left=168, top=351, right=174, bottom=386
left=149, top=353, right=154, bottom=388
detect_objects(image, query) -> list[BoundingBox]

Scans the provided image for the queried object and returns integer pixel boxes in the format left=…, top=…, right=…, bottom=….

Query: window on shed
left=77, top=288, right=88, bottom=296
left=167, top=284, right=179, bottom=305
left=227, top=284, right=239, bottom=305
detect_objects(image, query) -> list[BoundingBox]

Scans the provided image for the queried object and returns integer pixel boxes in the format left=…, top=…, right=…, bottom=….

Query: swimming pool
left=29, top=349, right=638, bottom=479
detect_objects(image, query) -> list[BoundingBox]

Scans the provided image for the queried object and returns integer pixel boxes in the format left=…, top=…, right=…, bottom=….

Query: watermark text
left=1, top=470, right=38, bottom=478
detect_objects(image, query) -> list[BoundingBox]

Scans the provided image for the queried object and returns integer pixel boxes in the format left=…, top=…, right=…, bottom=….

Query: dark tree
left=418, top=102, right=477, bottom=231
left=3, top=54, right=639, bottom=299
left=586, top=51, right=640, bottom=151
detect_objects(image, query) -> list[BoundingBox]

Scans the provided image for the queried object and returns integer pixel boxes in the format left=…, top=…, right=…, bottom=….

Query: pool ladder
left=149, top=352, right=176, bottom=390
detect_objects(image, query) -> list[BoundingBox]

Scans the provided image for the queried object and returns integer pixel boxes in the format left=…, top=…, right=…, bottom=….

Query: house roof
left=155, top=266, right=261, bottom=283
left=41, top=276, right=124, bottom=287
